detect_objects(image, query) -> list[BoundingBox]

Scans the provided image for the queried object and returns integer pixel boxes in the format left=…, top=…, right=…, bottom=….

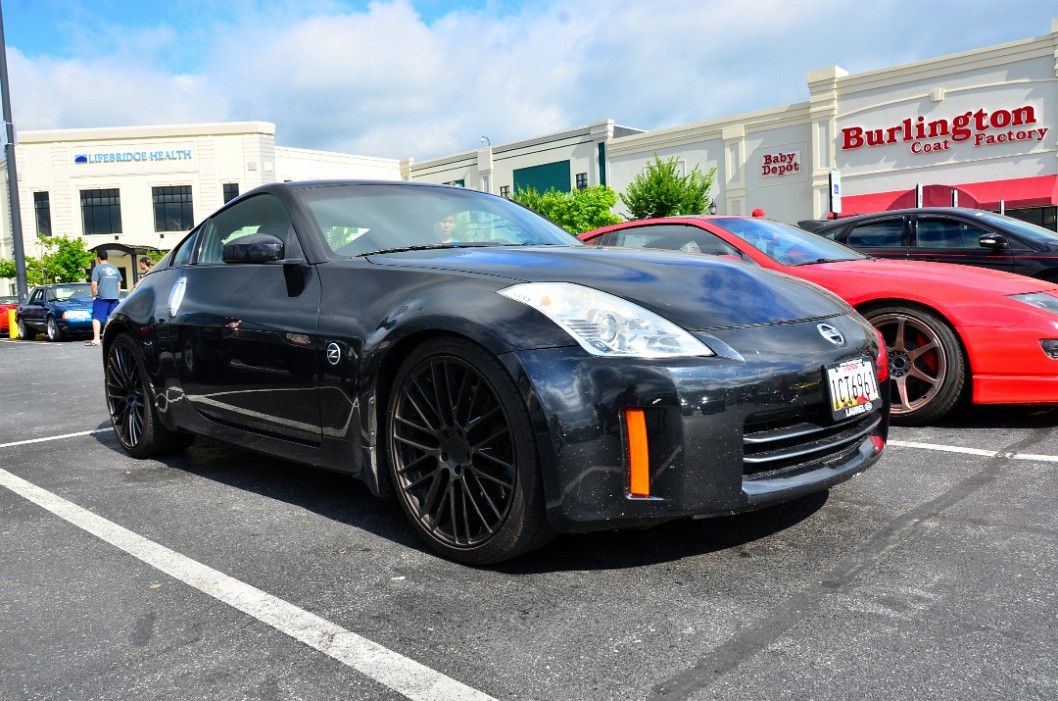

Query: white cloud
left=6, top=0, right=1057, bottom=158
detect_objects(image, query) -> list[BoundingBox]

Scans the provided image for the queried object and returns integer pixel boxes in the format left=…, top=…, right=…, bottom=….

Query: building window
left=576, top=173, right=588, bottom=190
left=223, top=183, right=240, bottom=203
left=500, top=185, right=510, bottom=198
left=80, top=188, right=122, bottom=235
left=153, top=185, right=194, bottom=232
left=34, top=191, right=51, bottom=237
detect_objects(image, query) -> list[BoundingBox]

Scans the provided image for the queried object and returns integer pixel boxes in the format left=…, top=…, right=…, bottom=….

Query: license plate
left=825, top=357, right=881, bottom=421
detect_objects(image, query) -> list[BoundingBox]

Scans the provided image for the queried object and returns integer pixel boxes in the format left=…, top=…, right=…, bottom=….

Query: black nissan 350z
left=103, top=180, right=890, bottom=564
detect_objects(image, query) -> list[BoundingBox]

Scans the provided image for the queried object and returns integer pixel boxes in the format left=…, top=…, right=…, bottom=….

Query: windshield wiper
left=357, top=242, right=504, bottom=257
left=792, top=257, right=846, bottom=266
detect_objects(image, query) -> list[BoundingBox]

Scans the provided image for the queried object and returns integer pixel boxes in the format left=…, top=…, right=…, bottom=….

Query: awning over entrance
left=840, top=175, right=1058, bottom=215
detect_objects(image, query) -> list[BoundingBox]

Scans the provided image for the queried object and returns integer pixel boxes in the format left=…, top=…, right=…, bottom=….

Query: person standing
left=87, top=251, right=121, bottom=346
left=138, top=256, right=152, bottom=275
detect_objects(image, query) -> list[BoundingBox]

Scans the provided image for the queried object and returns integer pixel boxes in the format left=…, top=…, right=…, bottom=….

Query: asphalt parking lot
left=2, top=337, right=1056, bottom=701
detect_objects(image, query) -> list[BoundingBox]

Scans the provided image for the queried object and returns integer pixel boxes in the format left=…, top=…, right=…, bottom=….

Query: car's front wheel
left=386, top=336, right=556, bottom=564
left=865, top=305, right=967, bottom=425
left=46, top=316, right=64, bottom=342
left=105, top=334, right=195, bottom=457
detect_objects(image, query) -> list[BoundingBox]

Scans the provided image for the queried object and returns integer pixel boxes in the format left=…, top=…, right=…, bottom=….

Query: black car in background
left=103, top=180, right=889, bottom=564
left=804, top=207, right=1058, bottom=282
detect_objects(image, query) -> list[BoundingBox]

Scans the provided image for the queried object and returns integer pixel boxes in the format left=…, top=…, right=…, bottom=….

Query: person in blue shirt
left=87, top=251, right=122, bottom=346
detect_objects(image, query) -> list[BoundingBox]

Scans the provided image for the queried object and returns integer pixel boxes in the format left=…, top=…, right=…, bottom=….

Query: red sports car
left=582, top=216, right=1058, bottom=425
left=0, top=295, right=18, bottom=335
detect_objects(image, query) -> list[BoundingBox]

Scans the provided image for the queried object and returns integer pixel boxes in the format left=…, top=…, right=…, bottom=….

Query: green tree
left=512, top=184, right=622, bottom=235
left=0, top=235, right=96, bottom=285
left=45, top=235, right=96, bottom=282
left=619, top=155, right=717, bottom=220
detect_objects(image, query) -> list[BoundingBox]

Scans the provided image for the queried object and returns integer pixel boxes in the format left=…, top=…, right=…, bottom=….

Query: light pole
left=0, top=0, right=27, bottom=299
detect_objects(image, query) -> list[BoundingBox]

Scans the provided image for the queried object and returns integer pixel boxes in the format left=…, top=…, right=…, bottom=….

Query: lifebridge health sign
left=74, top=149, right=193, bottom=164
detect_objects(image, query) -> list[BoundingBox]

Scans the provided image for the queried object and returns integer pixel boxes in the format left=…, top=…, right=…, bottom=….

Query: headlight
left=1010, top=292, right=1058, bottom=314
left=499, top=282, right=714, bottom=357
left=62, top=310, right=91, bottom=320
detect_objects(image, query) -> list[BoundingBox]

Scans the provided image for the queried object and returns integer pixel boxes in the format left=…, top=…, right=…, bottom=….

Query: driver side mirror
left=979, top=233, right=1009, bottom=249
left=222, top=233, right=284, bottom=263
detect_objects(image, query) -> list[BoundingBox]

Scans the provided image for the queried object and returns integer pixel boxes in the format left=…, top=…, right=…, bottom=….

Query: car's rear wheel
left=46, top=316, right=64, bottom=342
left=865, top=305, right=966, bottom=425
left=386, top=336, right=556, bottom=564
left=105, top=334, right=195, bottom=457
left=17, top=317, right=33, bottom=340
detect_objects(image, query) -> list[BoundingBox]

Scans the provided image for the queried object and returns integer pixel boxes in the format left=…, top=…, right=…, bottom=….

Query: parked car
left=0, top=295, right=18, bottom=335
left=15, top=283, right=94, bottom=341
left=582, top=216, right=1058, bottom=425
left=103, top=181, right=888, bottom=564
left=802, top=207, right=1058, bottom=281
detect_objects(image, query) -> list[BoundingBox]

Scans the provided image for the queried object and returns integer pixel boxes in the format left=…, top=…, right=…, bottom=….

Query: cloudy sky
left=2, top=0, right=1055, bottom=160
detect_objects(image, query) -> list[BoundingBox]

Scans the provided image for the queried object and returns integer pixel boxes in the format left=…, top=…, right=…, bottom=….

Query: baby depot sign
left=761, top=150, right=801, bottom=177
left=840, top=104, right=1047, bottom=155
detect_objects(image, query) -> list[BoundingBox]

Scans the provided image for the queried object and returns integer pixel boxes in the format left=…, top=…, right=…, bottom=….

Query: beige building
left=414, top=18, right=1058, bottom=230
left=5, top=18, right=1058, bottom=296
left=0, top=122, right=403, bottom=295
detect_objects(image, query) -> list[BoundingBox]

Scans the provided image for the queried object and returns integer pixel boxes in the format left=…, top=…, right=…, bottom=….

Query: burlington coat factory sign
left=840, top=104, right=1048, bottom=154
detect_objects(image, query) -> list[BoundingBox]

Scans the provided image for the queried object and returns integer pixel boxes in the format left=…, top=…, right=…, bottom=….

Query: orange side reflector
left=625, top=408, right=650, bottom=497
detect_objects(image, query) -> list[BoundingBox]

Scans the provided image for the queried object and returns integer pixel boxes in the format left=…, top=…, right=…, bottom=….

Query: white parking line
left=0, top=442, right=496, bottom=701
left=0, top=429, right=112, bottom=449
left=888, top=439, right=1058, bottom=462
left=5, top=430, right=1054, bottom=700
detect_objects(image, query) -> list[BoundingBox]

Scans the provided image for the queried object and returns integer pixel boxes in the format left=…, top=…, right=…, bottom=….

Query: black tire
left=46, top=316, right=65, bottom=342
left=105, top=334, right=195, bottom=457
left=17, top=317, right=34, bottom=340
left=386, top=336, right=556, bottom=564
left=865, top=305, right=967, bottom=425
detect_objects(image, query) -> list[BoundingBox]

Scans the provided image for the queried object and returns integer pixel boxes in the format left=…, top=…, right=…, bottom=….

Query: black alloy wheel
left=105, top=334, right=194, bottom=457
left=46, top=316, right=64, bottom=342
left=865, top=305, right=967, bottom=425
left=387, top=336, right=555, bottom=564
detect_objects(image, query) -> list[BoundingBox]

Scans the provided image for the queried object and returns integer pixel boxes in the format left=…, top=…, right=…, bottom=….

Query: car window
left=915, top=218, right=988, bottom=249
left=197, top=194, right=295, bottom=265
left=974, top=211, right=1058, bottom=245
left=295, top=183, right=577, bottom=257
left=171, top=229, right=200, bottom=267
left=49, top=283, right=92, bottom=301
left=601, top=224, right=740, bottom=256
left=845, top=220, right=904, bottom=247
left=713, top=217, right=866, bottom=265
left=28, top=289, right=43, bottom=304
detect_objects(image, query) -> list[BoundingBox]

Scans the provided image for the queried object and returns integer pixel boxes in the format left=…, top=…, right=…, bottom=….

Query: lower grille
left=742, top=404, right=881, bottom=481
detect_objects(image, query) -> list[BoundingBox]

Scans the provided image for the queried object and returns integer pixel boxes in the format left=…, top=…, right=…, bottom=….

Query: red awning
left=840, top=175, right=1058, bottom=215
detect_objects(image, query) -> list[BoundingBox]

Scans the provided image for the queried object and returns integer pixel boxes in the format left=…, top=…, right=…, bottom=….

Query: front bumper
left=511, top=337, right=889, bottom=533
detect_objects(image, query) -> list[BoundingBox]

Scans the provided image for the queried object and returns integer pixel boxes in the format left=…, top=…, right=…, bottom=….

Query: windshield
left=711, top=217, right=868, bottom=266
left=48, top=283, right=92, bottom=302
left=295, top=183, right=582, bottom=257
left=971, top=211, right=1058, bottom=245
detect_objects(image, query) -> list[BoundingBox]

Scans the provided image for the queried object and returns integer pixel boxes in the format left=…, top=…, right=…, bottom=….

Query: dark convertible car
left=103, top=181, right=889, bottom=564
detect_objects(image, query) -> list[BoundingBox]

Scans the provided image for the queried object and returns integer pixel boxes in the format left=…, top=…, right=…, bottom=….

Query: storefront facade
left=4, top=19, right=1057, bottom=297
left=413, top=18, right=1058, bottom=230
left=0, top=122, right=403, bottom=295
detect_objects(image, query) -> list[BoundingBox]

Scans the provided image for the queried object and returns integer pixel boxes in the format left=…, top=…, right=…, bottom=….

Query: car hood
left=801, top=258, right=1058, bottom=295
left=50, top=296, right=93, bottom=310
left=365, top=245, right=852, bottom=329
